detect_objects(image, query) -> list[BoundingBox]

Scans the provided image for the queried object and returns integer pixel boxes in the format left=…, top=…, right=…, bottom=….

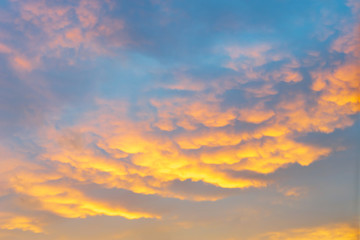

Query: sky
left=0, top=0, right=359, bottom=239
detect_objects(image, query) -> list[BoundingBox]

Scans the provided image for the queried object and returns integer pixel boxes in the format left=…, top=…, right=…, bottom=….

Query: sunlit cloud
left=0, top=214, right=43, bottom=233
left=0, top=0, right=127, bottom=73
left=252, top=223, right=359, bottom=240
left=0, top=0, right=359, bottom=238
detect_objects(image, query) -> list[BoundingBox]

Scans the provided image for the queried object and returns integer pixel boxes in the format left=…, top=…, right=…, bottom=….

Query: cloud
left=0, top=0, right=359, bottom=237
left=10, top=172, right=158, bottom=219
left=0, top=214, right=43, bottom=233
left=6, top=87, right=334, bottom=211
left=3, top=15, right=358, bottom=221
left=251, top=223, right=359, bottom=240
left=0, top=0, right=127, bottom=73
left=0, top=43, right=11, bottom=54
left=11, top=56, right=35, bottom=71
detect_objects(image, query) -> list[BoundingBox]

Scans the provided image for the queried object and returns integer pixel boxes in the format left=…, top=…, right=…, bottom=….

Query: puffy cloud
left=4, top=18, right=358, bottom=220
left=8, top=90, right=334, bottom=211
left=0, top=0, right=359, bottom=237
left=223, top=43, right=302, bottom=84
left=0, top=0, right=127, bottom=72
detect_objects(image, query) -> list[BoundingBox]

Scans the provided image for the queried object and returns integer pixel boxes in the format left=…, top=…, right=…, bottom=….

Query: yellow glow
left=1, top=0, right=359, bottom=238
left=0, top=215, right=42, bottom=233
left=10, top=173, right=158, bottom=220
left=252, top=223, right=359, bottom=240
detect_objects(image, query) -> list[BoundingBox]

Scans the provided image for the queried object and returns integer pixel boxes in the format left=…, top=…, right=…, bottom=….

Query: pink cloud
left=0, top=43, right=12, bottom=54
left=1, top=0, right=128, bottom=73
left=11, top=56, right=33, bottom=71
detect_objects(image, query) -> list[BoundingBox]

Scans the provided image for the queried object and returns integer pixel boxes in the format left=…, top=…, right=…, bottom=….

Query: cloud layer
left=0, top=0, right=359, bottom=239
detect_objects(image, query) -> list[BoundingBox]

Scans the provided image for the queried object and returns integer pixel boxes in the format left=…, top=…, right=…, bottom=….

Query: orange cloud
left=0, top=43, right=12, bottom=54
left=11, top=56, right=33, bottom=71
left=309, top=22, right=360, bottom=133
left=233, top=137, right=329, bottom=173
left=76, top=0, right=100, bottom=29
left=1, top=1, right=359, bottom=231
left=0, top=214, right=43, bottom=233
left=238, top=107, right=274, bottom=124
left=11, top=94, right=332, bottom=207
left=2, top=0, right=127, bottom=73
left=175, top=129, right=247, bottom=149
left=3, top=26, right=358, bottom=225
left=223, top=43, right=302, bottom=85
left=10, top=171, right=159, bottom=220
left=252, top=223, right=359, bottom=240
left=65, top=28, right=84, bottom=45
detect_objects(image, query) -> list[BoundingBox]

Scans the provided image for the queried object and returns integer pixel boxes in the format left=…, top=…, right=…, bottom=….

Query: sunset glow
left=0, top=0, right=359, bottom=239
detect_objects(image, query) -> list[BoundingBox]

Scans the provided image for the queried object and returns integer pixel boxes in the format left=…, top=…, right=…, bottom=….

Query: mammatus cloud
left=0, top=0, right=359, bottom=237
left=7, top=23, right=359, bottom=223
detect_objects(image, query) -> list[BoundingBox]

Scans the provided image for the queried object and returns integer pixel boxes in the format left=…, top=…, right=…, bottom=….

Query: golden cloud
left=252, top=223, right=359, bottom=240
left=1, top=0, right=359, bottom=228
left=0, top=214, right=43, bottom=233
